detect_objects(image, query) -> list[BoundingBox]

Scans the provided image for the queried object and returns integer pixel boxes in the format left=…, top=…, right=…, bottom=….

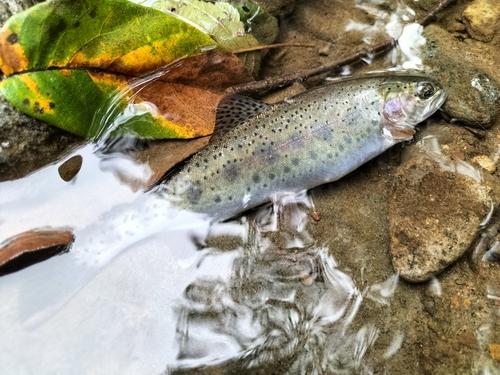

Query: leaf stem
left=233, top=43, right=316, bottom=54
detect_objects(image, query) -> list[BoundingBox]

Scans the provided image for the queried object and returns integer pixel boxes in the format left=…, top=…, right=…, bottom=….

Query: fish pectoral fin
left=383, top=125, right=416, bottom=141
left=212, top=94, right=268, bottom=142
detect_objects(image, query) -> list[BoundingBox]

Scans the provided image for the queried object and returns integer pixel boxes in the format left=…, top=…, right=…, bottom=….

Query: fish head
left=380, top=77, right=447, bottom=140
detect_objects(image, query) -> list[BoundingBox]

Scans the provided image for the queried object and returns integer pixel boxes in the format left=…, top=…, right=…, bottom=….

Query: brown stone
left=389, top=146, right=490, bottom=282
left=463, top=0, right=500, bottom=43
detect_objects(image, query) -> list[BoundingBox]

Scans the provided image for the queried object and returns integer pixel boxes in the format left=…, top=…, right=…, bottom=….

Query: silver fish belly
left=163, top=76, right=446, bottom=220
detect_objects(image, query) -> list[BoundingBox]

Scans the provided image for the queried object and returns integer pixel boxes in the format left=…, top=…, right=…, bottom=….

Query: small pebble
left=318, top=43, right=331, bottom=56
left=57, top=155, right=83, bottom=182
left=472, top=155, right=496, bottom=173
left=300, top=271, right=314, bottom=286
left=489, top=343, right=500, bottom=360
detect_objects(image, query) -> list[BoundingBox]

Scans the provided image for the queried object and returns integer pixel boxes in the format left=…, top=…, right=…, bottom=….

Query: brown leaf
left=135, top=82, right=221, bottom=138
left=158, top=50, right=253, bottom=93
left=0, top=229, right=74, bottom=276
left=128, top=51, right=254, bottom=138
left=131, top=137, right=210, bottom=188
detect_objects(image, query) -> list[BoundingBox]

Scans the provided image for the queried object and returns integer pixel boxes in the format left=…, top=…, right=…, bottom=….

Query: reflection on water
left=0, top=186, right=406, bottom=374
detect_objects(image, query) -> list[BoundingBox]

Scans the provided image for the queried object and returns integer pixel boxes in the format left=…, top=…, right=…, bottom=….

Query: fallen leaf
left=153, top=0, right=264, bottom=75
left=0, top=0, right=253, bottom=138
left=132, top=137, right=210, bottom=188
left=0, top=229, right=74, bottom=276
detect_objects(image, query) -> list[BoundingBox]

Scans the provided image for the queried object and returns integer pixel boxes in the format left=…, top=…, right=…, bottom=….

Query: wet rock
left=57, top=154, right=83, bottom=182
left=389, top=138, right=490, bottom=283
left=0, top=96, right=82, bottom=182
left=0, top=0, right=42, bottom=25
left=421, top=25, right=500, bottom=127
left=462, top=0, right=500, bottom=43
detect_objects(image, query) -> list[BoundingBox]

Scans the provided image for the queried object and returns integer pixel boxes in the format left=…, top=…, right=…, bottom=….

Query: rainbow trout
left=163, top=76, right=446, bottom=220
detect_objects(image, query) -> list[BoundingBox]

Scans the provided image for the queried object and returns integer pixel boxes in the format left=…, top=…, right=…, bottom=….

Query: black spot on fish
left=186, top=183, right=202, bottom=205
left=343, top=135, right=352, bottom=144
left=292, top=158, right=300, bottom=166
left=339, top=144, right=344, bottom=151
left=7, top=33, right=18, bottom=44
left=284, top=167, right=291, bottom=173
left=269, top=173, right=276, bottom=180
left=327, top=153, right=333, bottom=159
left=225, top=164, right=239, bottom=183
left=322, top=130, right=334, bottom=141
left=49, top=102, right=55, bottom=109
left=309, top=151, right=318, bottom=160
left=214, top=195, right=221, bottom=203
left=253, top=173, right=261, bottom=183
left=22, top=98, right=30, bottom=106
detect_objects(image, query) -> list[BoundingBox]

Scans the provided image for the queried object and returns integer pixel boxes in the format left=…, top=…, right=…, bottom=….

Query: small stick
left=227, top=39, right=395, bottom=94
left=233, top=43, right=315, bottom=54
left=227, top=0, right=455, bottom=95
left=418, top=0, right=456, bottom=26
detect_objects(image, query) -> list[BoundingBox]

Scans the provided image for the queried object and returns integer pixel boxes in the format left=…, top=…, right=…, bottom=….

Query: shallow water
left=2, top=0, right=500, bottom=374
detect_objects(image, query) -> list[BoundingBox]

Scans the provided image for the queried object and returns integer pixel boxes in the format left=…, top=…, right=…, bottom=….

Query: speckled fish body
left=163, top=76, right=446, bottom=220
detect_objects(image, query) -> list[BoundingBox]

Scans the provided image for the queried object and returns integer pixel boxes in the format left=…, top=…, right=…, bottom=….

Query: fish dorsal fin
left=213, top=94, right=268, bottom=142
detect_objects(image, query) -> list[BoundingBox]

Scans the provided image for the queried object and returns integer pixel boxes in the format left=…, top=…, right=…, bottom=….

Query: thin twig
left=227, top=0, right=456, bottom=95
left=233, top=43, right=315, bottom=54
left=418, top=0, right=456, bottom=26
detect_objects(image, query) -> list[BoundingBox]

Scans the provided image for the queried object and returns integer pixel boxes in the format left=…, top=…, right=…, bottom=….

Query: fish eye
left=417, top=82, right=436, bottom=99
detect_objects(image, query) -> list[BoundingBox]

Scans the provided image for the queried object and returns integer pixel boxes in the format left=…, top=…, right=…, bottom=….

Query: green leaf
left=0, top=0, right=217, bottom=76
left=152, top=0, right=262, bottom=75
left=0, top=0, right=253, bottom=139
left=234, top=1, right=279, bottom=46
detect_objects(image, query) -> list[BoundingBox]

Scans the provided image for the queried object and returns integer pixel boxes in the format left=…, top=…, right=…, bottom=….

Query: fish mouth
left=430, top=83, right=448, bottom=111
